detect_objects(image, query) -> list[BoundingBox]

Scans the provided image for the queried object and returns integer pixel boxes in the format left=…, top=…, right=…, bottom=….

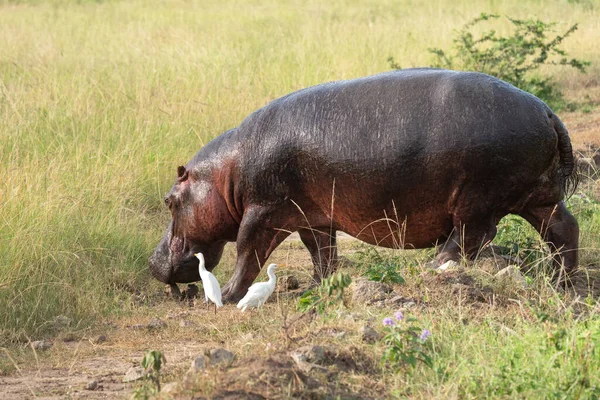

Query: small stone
left=333, top=331, right=347, bottom=339
left=147, top=318, right=167, bottom=330
left=92, top=335, right=107, bottom=344
left=53, top=315, right=71, bottom=328
left=123, top=367, right=145, bottom=383
left=208, top=348, right=235, bottom=368
left=289, top=346, right=328, bottom=373
left=278, top=275, right=300, bottom=291
left=161, top=382, right=178, bottom=393
left=495, top=265, right=528, bottom=289
left=189, top=355, right=206, bottom=372
left=85, top=379, right=99, bottom=390
left=31, top=340, right=52, bottom=350
left=351, top=278, right=392, bottom=305
left=61, top=333, right=77, bottom=342
left=289, top=345, right=325, bottom=364
left=402, top=301, right=417, bottom=309
left=359, top=326, right=380, bottom=343
left=179, top=319, right=195, bottom=327
left=385, top=295, right=406, bottom=305
left=437, top=260, right=459, bottom=272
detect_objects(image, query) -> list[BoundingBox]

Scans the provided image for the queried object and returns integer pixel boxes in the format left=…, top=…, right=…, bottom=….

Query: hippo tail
left=553, top=113, right=579, bottom=199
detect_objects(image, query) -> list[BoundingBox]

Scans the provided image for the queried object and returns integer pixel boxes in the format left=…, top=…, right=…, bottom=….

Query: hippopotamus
left=149, top=68, right=579, bottom=301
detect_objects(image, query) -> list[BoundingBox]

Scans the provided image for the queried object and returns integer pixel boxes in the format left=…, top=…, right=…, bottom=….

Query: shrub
left=356, top=247, right=406, bottom=284
left=392, top=13, right=590, bottom=110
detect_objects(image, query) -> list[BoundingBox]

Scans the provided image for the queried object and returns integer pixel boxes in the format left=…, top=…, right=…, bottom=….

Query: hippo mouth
left=168, top=223, right=201, bottom=283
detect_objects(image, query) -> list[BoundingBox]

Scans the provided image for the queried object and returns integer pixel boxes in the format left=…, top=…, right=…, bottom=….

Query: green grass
left=1, top=2, right=600, bottom=395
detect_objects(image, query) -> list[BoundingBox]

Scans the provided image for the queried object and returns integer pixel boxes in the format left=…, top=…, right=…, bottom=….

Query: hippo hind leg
left=298, top=227, right=338, bottom=283
left=518, top=201, right=579, bottom=283
left=436, top=214, right=499, bottom=265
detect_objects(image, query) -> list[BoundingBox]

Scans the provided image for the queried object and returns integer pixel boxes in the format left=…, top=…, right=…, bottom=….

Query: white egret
left=194, top=253, right=223, bottom=314
left=236, top=263, right=277, bottom=312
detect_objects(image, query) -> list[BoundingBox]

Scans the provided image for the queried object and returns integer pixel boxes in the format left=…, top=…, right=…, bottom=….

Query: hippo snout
left=148, top=248, right=172, bottom=284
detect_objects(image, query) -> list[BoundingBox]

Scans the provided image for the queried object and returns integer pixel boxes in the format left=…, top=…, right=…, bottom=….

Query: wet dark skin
left=149, top=69, right=579, bottom=302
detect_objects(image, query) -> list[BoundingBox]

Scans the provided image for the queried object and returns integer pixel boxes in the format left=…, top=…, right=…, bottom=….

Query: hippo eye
left=164, top=196, right=172, bottom=208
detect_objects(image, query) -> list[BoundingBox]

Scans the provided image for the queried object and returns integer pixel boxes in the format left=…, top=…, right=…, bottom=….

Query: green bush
left=394, top=13, right=590, bottom=110
left=356, top=247, right=406, bottom=284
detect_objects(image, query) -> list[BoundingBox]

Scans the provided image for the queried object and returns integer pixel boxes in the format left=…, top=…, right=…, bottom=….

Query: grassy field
left=1, top=0, right=600, bottom=398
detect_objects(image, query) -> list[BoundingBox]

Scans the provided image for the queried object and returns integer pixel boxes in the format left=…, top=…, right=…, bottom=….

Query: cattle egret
left=237, top=264, right=277, bottom=312
left=194, top=253, right=223, bottom=314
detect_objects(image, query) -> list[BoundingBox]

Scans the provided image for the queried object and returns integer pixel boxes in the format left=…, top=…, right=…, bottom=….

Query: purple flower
left=420, top=329, right=431, bottom=341
left=394, top=311, right=404, bottom=321
left=383, top=317, right=396, bottom=327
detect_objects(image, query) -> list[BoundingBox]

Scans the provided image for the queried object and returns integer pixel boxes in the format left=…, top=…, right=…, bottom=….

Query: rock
left=289, top=345, right=328, bottom=373
left=351, top=279, right=393, bottom=305
left=384, top=295, right=419, bottom=308
left=85, top=379, right=99, bottom=390
left=53, top=315, right=71, bottom=328
left=209, top=348, right=236, bottom=368
left=359, top=326, right=380, bottom=343
left=495, top=265, right=528, bottom=289
left=91, top=335, right=107, bottom=344
left=437, top=260, right=459, bottom=272
left=402, top=301, right=417, bottom=309
left=333, top=331, right=347, bottom=339
left=147, top=318, right=167, bottom=330
left=179, top=319, right=195, bottom=327
left=289, top=345, right=325, bottom=364
left=61, top=333, right=78, bottom=342
left=278, top=275, right=300, bottom=291
left=31, top=340, right=52, bottom=350
left=190, top=355, right=207, bottom=372
left=123, top=367, right=145, bottom=383
left=161, top=382, right=179, bottom=393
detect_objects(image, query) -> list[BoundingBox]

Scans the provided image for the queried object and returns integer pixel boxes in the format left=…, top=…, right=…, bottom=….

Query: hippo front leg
left=221, top=206, right=291, bottom=303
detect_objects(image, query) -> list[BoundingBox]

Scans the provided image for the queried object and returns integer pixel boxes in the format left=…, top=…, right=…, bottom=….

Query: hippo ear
left=177, top=166, right=189, bottom=182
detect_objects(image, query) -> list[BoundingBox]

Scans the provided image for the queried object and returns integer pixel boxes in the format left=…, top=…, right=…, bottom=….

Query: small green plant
left=394, top=13, right=591, bottom=110
left=381, top=312, right=434, bottom=371
left=356, top=247, right=406, bottom=284
left=494, top=215, right=545, bottom=264
left=297, top=272, right=352, bottom=314
left=133, top=350, right=166, bottom=399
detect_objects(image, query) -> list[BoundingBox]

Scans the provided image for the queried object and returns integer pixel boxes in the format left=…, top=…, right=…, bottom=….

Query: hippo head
left=148, top=164, right=235, bottom=285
